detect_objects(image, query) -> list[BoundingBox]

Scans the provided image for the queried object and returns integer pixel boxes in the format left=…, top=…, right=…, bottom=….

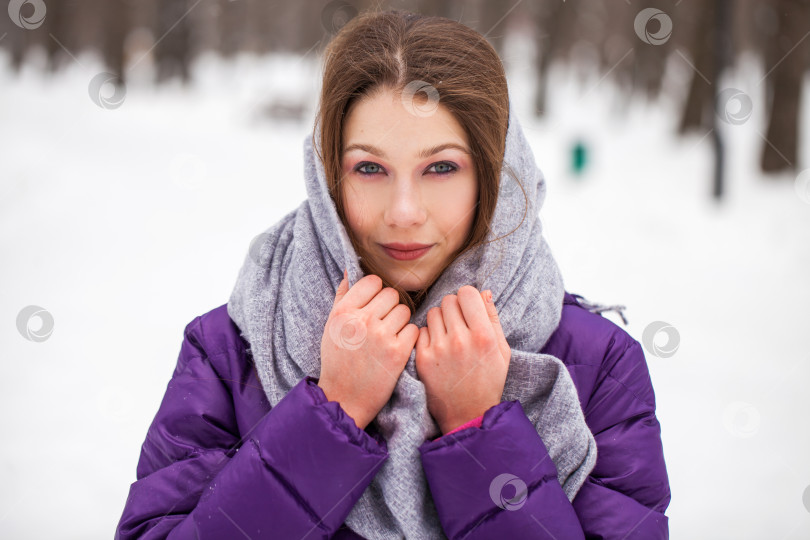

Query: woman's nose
left=385, top=180, right=427, bottom=228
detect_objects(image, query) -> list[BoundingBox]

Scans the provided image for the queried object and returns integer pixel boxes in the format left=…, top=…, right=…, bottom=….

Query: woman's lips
left=380, top=244, right=433, bottom=261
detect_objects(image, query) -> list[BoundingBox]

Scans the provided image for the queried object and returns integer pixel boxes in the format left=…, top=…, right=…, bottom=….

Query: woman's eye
left=428, top=162, right=457, bottom=175
left=356, top=162, right=383, bottom=175
left=354, top=161, right=457, bottom=176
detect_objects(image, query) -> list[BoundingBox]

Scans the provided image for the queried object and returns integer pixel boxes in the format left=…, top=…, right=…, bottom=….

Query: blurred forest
left=2, top=0, right=808, bottom=181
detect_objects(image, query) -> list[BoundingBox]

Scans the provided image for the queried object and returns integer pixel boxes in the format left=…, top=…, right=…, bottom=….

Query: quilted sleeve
left=571, top=339, right=670, bottom=539
left=418, top=339, right=670, bottom=539
left=115, top=317, right=388, bottom=540
left=419, top=399, right=586, bottom=539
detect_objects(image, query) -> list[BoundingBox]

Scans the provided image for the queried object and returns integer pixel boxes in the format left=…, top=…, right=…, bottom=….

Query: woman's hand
left=415, top=285, right=511, bottom=435
left=319, top=270, right=420, bottom=430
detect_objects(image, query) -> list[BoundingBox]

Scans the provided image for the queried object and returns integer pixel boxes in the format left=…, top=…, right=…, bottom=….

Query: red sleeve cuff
left=435, top=415, right=484, bottom=440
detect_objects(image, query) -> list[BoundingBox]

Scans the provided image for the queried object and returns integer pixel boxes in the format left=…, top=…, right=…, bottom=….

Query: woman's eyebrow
left=343, top=142, right=470, bottom=159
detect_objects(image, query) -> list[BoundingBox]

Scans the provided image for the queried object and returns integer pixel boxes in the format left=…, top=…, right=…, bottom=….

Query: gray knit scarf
left=227, top=100, right=597, bottom=539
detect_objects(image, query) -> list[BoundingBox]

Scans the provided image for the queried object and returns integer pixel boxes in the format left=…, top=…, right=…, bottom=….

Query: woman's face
left=340, top=88, right=479, bottom=292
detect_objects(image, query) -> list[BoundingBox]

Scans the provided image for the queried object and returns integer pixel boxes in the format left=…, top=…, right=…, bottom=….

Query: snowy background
left=2, top=29, right=809, bottom=540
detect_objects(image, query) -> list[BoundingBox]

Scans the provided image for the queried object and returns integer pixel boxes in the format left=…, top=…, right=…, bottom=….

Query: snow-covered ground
left=1, top=33, right=809, bottom=539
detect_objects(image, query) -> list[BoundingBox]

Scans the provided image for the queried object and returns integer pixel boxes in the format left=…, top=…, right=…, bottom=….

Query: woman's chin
left=387, top=272, right=427, bottom=293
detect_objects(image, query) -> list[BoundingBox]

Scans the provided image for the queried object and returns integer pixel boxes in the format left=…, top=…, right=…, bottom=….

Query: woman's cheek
left=344, top=192, right=375, bottom=234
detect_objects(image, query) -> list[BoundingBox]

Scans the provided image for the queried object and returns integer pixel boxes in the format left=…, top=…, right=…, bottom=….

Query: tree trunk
left=102, top=0, right=130, bottom=84
left=218, top=0, right=247, bottom=57
left=154, top=0, right=193, bottom=84
left=760, top=0, right=810, bottom=174
left=477, top=0, right=511, bottom=58
left=678, top=1, right=716, bottom=134
left=532, top=0, right=577, bottom=117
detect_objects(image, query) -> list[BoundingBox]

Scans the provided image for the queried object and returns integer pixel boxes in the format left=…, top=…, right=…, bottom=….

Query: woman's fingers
left=332, top=268, right=351, bottom=307
left=333, top=273, right=409, bottom=326
left=335, top=273, right=385, bottom=311
left=456, top=285, right=491, bottom=334
left=481, top=290, right=511, bottom=364
left=481, top=290, right=502, bottom=332
left=397, top=322, right=420, bottom=349
left=381, top=303, right=413, bottom=333
left=426, top=305, right=446, bottom=336
left=440, top=294, right=467, bottom=334
left=417, top=326, right=430, bottom=349
left=364, top=286, right=402, bottom=319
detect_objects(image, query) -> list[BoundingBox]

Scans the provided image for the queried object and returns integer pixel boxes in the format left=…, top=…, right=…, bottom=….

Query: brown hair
left=313, top=8, right=519, bottom=314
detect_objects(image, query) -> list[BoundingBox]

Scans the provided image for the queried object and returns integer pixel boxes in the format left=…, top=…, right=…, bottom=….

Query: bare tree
left=1, top=0, right=806, bottom=181
left=218, top=0, right=248, bottom=57
left=630, top=0, right=677, bottom=100
left=477, top=0, right=513, bottom=57
left=532, top=0, right=579, bottom=117
left=678, top=1, right=716, bottom=134
left=100, top=0, right=131, bottom=83
left=760, top=0, right=810, bottom=174
left=154, top=0, right=193, bottom=84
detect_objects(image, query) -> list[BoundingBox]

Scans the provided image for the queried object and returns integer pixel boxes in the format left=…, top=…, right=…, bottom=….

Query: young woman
left=116, top=9, right=670, bottom=540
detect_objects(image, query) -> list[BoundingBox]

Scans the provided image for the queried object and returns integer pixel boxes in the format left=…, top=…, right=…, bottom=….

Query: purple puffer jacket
left=115, top=292, right=670, bottom=539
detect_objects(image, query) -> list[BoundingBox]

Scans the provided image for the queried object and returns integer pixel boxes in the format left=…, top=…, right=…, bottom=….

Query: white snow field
left=1, top=34, right=809, bottom=540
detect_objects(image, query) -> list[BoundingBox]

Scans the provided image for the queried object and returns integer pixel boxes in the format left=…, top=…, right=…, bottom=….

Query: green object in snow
left=571, top=141, right=587, bottom=176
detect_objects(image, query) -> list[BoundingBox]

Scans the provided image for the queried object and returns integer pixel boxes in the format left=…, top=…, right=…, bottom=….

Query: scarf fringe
left=570, top=293, right=629, bottom=326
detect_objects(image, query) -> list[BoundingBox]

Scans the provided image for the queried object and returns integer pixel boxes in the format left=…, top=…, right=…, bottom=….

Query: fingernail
left=486, top=290, right=493, bottom=303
